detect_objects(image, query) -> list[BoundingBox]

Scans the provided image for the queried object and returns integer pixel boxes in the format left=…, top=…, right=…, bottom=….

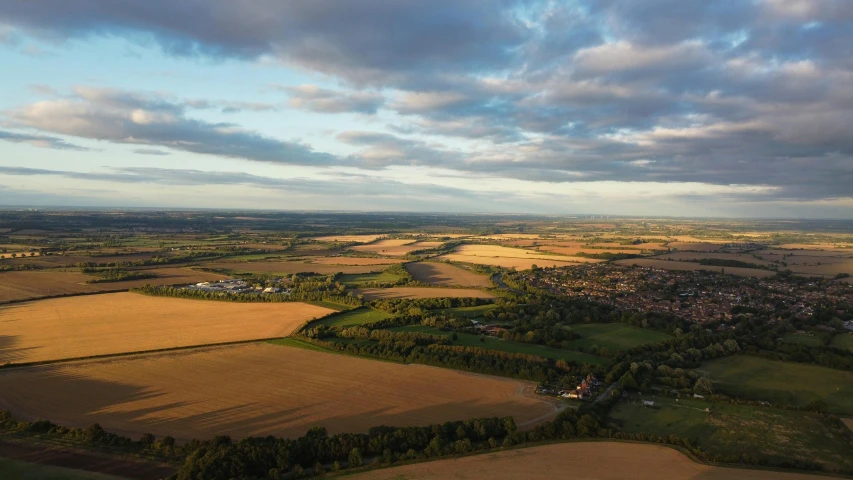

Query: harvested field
left=613, top=258, right=775, bottom=277
left=434, top=245, right=603, bottom=269
left=0, top=343, right=555, bottom=441
left=353, top=287, right=495, bottom=300
left=435, top=254, right=589, bottom=270
left=405, top=262, right=492, bottom=287
left=351, top=240, right=442, bottom=256
left=0, top=268, right=225, bottom=304
left=0, top=292, right=334, bottom=364
left=306, top=257, right=402, bottom=266
left=537, top=246, right=645, bottom=256
left=312, top=235, right=385, bottom=243
left=668, top=242, right=724, bottom=252
left=0, top=252, right=178, bottom=267
left=203, top=261, right=386, bottom=275
left=347, top=442, right=827, bottom=480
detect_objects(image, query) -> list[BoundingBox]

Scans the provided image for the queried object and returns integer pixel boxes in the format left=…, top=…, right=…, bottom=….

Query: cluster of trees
left=696, top=258, right=771, bottom=270
left=369, top=297, right=492, bottom=315
left=131, top=285, right=363, bottom=307
left=79, top=266, right=157, bottom=283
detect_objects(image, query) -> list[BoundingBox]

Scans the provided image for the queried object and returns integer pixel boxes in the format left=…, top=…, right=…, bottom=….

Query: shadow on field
left=405, top=263, right=454, bottom=285
left=0, top=335, right=41, bottom=365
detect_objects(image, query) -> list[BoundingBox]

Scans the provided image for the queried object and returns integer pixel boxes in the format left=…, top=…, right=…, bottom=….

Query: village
left=525, top=264, right=853, bottom=325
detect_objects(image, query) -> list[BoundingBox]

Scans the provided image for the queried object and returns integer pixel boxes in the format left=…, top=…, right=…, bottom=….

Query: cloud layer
left=1, top=0, right=852, bottom=212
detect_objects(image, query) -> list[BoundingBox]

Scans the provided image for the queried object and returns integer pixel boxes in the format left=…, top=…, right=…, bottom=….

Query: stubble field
left=614, top=258, right=775, bottom=277
left=0, top=268, right=225, bottom=304
left=351, top=240, right=443, bottom=256
left=0, top=293, right=334, bottom=364
left=0, top=343, right=555, bottom=441
left=435, top=244, right=602, bottom=269
left=353, top=287, right=496, bottom=300
left=405, top=262, right=492, bottom=287
left=346, top=442, right=827, bottom=480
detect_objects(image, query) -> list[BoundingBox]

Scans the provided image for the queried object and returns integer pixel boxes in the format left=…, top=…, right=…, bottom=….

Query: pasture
left=310, top=307, right=391, bottom=327
left=0, top=292, right=334, bottom=364
left=831, top=333, right=853, bottom=352
left=347, top=442, right=828, bottom=480
left=614, top=258, right=775, bottom=277
left=0, top=343, right=556, bottom=441
left=337, top=271, right=404, bottom=285
left=0, top=268, right=224, bottom=304
left=567, top=324, right=671, bottom=353
left=782, top=332, right=825, bottom=347
left=353, top=287, right=495, bottom=300
left=388, top=325, right=607, bottom=365
left=609, top=396, right=853, bottom=472
left=405, top=261, right=492, bottom=287
left=701, top=355, right=853, bottom=415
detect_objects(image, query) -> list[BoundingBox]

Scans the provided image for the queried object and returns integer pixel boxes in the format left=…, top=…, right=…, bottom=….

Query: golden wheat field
left=405, top=262, right=492, bottom=287
left=435, top=244, right=602, bottom=269
left=351, top=240, right=442, bottom=256
left=0, top=343, right=555, bottom=441
left=353, top=287, right=495, bottom=300
left=614, top=258, right=776, bottom=277
left=347, top=442, right=829, bottom=480
left=0, top=293, right=334, bottom=364
left=307, top=257, right=403, bottom=266
left=0, top=268, right=225, bottom=304
left=312, top=235, right=386, bottom=243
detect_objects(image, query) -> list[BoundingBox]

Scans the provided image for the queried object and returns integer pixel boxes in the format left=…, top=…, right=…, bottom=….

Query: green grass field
left=701, top=355, right=853, bottom=415
left=389, top=325, right=607, bottom=365
left=436, top=304, right=499, bottom=318
left=0, top=458, right=127, bottom=480
left=609, top=395, right=853, bottom=471
left=566, top=324, right=670, bottom=353
left=310, top=307, right=391, bottom=327
left=831, top=333, right=853, bottom=352
left=782, top=332, right=825, bottom=347
left=338, top=271, right=403, bottom=285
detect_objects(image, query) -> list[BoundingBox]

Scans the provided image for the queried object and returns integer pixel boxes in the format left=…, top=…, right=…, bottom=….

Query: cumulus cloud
left=285, top=85, right=384, bottom=114
left=4, top=87, right=338, bottom=166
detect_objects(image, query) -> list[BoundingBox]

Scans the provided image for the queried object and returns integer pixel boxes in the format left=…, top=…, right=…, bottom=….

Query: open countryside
left=0, top=293, right=334, bottom=364
left=405, top=261, right=492, bottom=287
left=0, top=343, right=557, bottom=441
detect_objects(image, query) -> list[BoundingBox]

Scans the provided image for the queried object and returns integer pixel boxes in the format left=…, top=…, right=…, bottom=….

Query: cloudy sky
left=0, top=1, right=851, bottom=217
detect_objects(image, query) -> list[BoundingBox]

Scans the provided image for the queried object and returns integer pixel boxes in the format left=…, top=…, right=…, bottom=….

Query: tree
left=348, top=448, right=363, bottom=467
left=694, top=377, right=714, bottom=395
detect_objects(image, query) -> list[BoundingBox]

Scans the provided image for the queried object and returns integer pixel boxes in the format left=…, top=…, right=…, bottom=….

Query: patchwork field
left=610, top=396, right=853, bottom=472
left=405, top=261, right=492, bottom=287
left=0, top=268, right=225, bottom=304
left=0, top=252, right=181, bottom=268
left=351, top=239, right=442, bottom=256
left=614, top=258, right=775, bottom=277
left=653, top=252, right=773, bottom=266
left=702, top=355, right=853, bottom=415
left=353, top=287, right=496, bottom=300
left=435, top=245, right=602, bottom=269
left=306, top=257, right=402, bottom=266
left=0, top=343, right=555, bottom=441
left=0, top=292, right=334, bottom=364
left=312, top=235, right=385, bottom=243
left=347, top=442, right=828, bottom=480
left=667, top=242, right=725, bottom=252
left=203, top=261, right=386, bottom=275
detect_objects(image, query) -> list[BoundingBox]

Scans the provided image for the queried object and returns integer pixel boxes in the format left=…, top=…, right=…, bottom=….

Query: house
left=693, top=394, right=705, bottom=399
left=263, top=287, right=281, bottom=294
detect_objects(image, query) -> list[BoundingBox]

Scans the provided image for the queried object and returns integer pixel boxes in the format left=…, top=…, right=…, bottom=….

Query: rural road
left=491, top=272, right=524, bottom=295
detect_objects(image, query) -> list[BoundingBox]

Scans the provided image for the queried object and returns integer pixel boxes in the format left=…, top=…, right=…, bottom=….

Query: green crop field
left=609, top=395, right=853, bottom=472
left=0, top=457, right=128, bottom=480
left=566, top=323, right=670, bottom=353
left=701, top=355, right=853, bottom=415
left=831, top=333, right=853, bottom=352
left=311, top=307, right=391, bottom=327
left=782, top=332, right=825, bottom=347
left=436, top=304, right=499, bottom=318
left=389, top=325, right=607, bottom=365
left=338, top=271, right=403, bottom=285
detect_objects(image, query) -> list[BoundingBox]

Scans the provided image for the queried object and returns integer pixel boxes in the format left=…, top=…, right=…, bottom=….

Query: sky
left=0, top=0, right=851, bottom=217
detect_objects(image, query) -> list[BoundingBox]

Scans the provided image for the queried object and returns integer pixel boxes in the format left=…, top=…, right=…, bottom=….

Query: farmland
left=310, top=307, right=391, bottom=327
left=405, top=261, right=492, bottom=287
left=566, top=324, right=671, bottom=353
left=437, top=244, right=603, bottom=265
left=613, top=258, right=776, bottom=277
left=0, top=268, right=225, bottom=304
left=347, top=442, right=829, bottom=480
left=831, top=333, right=853, bottom=352
left=202, top=261, right=386, bottom=275
left=350, top=239, right=442, bottom=256
left=0, top=457, right=128, bottom=480
left=702, top=355, right=853, bottom=415
left=388, top=325, right=608, bottom=365
left=337, top=271, right=405, bottom=286
left=0, top=292, right=334, bottom=364
left=353, top=287, right=496, bottom=300
left=311, top=235, right=385, bottom=243
left=0, top=343, right=556, bottom=441
left=609, top=396, right=853, bottom=472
